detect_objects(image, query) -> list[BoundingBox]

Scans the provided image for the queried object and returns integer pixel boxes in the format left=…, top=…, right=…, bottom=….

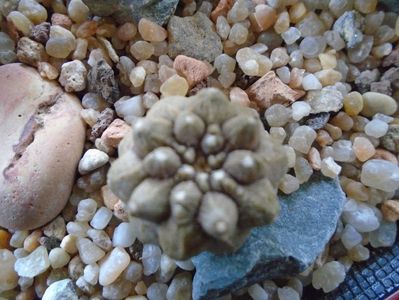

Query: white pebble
left=312, top=261, right=346, bottom=293
left=321, top=157, right=341, bottom=178
left=342, top=198, right=380, bottom=233
left=49, top=248, right=70, bottom=269
left=302, top=74, right=322, bottom=91
left=113, top=222, right=137, bottom=248
left=14, top=246, right=50, bottom=278
left=90, top=207, right=113, bottom=230
left=364, top=119, right=389, bottom=138
left=75, top=198, right=98, bottom=222
left=248, top=283, right=268, bottom=300
left=76, top=238, right=105, bottom=265
left=99, top=247, right=130, bottom=286
left=84, top=263, right=99, bottom=285
left=361, top=159, right=399, bottom=193
left=175, top=258, right=195, bottom=271
left=78, top=149, right=109, bottom=175
left=277, top=286, right=300, bottom=300
left=142, top=244, right=162, bottom=276
left=291, top=102, right=311, bottom=121
left=340, top=224, right=362, bottom=250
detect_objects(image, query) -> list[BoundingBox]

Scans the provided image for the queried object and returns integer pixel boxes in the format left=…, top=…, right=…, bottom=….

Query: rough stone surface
left=333, top=11, right=364, bottom=48
left=192, top=173, right=345, bottom=300
left=42, top=279, right=78, bottom=300
left=88, top=59, right=120, bottom=104
left=168, top=12, right=223, bottom=62
left=82, top=0, right=179, bottom=25
left=246, top=71, right=304, bottom=111
left=0, top=63, right=85, bottom=230
left=381, top=125, right=399, bottom=153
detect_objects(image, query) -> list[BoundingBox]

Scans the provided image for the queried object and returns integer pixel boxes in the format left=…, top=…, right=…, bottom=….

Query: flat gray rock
left=82, top=0, right=179, bottom=25
left=192, top=173, right=345, bottom=300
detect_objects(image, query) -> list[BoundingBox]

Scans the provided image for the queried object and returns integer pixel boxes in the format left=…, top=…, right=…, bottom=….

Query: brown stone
left=381, top=200, right=399, bottom=222
left=100, top=118, right=131, bottom=148
left=210, top=0, right=234, bottom=22
left=173, top=55, right=210, bottom=87
left=0, top=63, right=86, bottom=230
left=50, top=13, right=72, bottom=29
left=246, top=71, right=304, bottom=111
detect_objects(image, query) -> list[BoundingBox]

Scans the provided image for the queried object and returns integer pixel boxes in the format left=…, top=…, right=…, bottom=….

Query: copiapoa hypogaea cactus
left=108, top=88, right=288, bottom=260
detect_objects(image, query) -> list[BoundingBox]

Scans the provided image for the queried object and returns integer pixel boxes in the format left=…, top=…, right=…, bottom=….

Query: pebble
left=113, top=222, right=136, bottom=248
left=250, top=4, right=277, bottom=32
left=173, top=55, right=210, bottom=87
left=138, top=18, right=167, bottom=42
left=348, top=244, right=370, bottom=262
left=332, top=140, right=356, bottom=162
left=102, top=277, right=133, bottom=299
left=277, top=286, right=300, bottom=300
left=0, top=249, right=18, bottom=292
left=168, top=12, right=223, bottom=62
left=67, top=0, right=89, bottom=23
left=90, top=207, right=113, bottom=230
left=312, top=261, right=346, bottom=293
left=381, top=200, right=399, bottom=222
left=87, top=229, right=112, bottom=251
left=342, top=198, right=380, bottom=233
left=302, top=74, right=322, bottom=91
left=248, top=283, right=268, bottom=300
left=369, top=221, right=397, bottom=248
left=364, top=119, right=389, bottom=138
left=84, top=264, right=99, bottom=285
left=99, top=247, right=130, bottom=286
left=246, top=71, right=304, bottom=110
left=361, top=159, right=399, bottom=192
left=343, top=91, right=363, bottom=116
left=124, top=261, right=143, bottom=283
left=0, top=64, right=85, bottom=230
left=160, top=74, right=189, bottom=97
left=279, top=174, right=300, bottom=195
left=59, top=60, right=87, bottom=92
left=101, top=119, right=131, bottom=148
left=292, top=102, right=311, bottom=121
left=16, top=37, right=47, bottom=67
left=175, top=259, right=195, bottom=271
left=7, top=11, right=33, bottom=36
left=46, top=25, right=76, bottom=59
left=78, top=149, right=109, bottom=175
left=166, top=272, right=192, bottom=300
left=60, top=235, right=78, bottom=255
left=158, top=254, right=177, bottom=283
left=361, top=92, right=398, bottom=117
left=42, top=279, right=78, bottom=300
left=264, top=104, right=291, bottom=127
left=305, top=86, right=344, bottom=114
left=142, top=244, right=162, bottom=276
left=0, top=32, right=16, bottom=64
left=289, top=126, right=317, bottom=154
left=352, top=137, right=376, bottom=162
left=14, top=246, right=50, bottom=277
left=147, top=282, right=168, bottom=300
left=320, top=156, right=341, bottom=178
left=333, top=11, right=363, bottom=48
left=48, top=248, right=70, bottom=269
left=282, top=27, right=301, bottom=45
left=37, top=62, right=59, bottom=80
left=340, top=224, right=362, bottom=250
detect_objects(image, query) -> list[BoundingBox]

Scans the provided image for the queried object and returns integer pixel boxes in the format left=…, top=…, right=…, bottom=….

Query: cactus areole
left=108, top=88, right=288, bottom=260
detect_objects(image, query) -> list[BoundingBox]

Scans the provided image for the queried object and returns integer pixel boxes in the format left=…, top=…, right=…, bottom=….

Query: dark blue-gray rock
left=192, top=173, right=345, bottom=300
left=333, top=11, right=364, bottom=49
left=380, top=0, right=399, bottom=13
left=82, top=0, right=179, bottom=25
left=168, top=12, right=223, bottom=62
left=42, top=279, right=78, bottom=300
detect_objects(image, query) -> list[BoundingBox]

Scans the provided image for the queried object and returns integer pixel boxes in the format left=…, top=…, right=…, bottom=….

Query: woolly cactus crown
left=108, top=88, right=288, bottom=260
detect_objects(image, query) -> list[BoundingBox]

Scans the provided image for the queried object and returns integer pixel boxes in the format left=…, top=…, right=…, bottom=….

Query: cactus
left=108, top=88, right=288, bottom=260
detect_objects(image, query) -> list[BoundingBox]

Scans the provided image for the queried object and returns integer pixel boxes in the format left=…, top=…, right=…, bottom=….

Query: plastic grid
left=303, top=236, right=399, bottom=300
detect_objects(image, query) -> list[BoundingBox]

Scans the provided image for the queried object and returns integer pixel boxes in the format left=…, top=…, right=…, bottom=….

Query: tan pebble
left=249, top=4, right=277, bottom=33
left=289, top=2, right=307, bottom=23
left=60, top=234, right=78, bottom=255
left=211, top=0, right=233, bottom=22
left=117, top=22, right=137, bottom=41
left=101, top=119, right=131, bottom=148
left=114, top=200, right=129, bottom=221
left=373, top=148, right=399, bottom=164
left=23, top=230, right=42, bottom=252
left=135, top=281, right=147, bottom=295
left=75, top=20, right=97, bottom=39
left=352, top=137, right=375, bottom=162
left=0, top=64, right=85, bottom=230
left=308, top=147, right=321, bottom=170
left=246, top=71, right=304, bottom=111
left=344, top=180, right=369, bottom=202
left=138, top=18, right=167, bottom=42
left=50, top=13, right=72, bottom=29
left=73, top=38, right=88, bottom=60
left=316, top=129, right=333, bottom=147
left=96, top=23, right=117, bottom=38
left=229, top=87, right=250, bottom=107
left=381, top=200, right=399, bottom=222
left=324, top=124, right=342, bottom=140
left=101, top=185, right=120, bottom=210
left=361, top=92, right=398, bottom=117
left=173, top=55, right=210, bottom=87
left=0, top=229, right=11, bottom=249
left=344, top=91, right=363, bottom=116
left=315, top=69, right=342, bottom=86
left=37, top=62, right=59, bottom=80
left=329, top=112, right=354, bottom=132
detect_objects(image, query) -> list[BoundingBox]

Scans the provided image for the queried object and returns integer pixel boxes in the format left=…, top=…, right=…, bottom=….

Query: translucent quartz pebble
left=361, top=159, right=399, bottom=192
left=76, top=198, right=97, bottom=222
left=321, top=157, right=341, bottom=178
left=292, top=102, right=311, bottom=121
left=147, top=282, right=168, bottom=300
left=289, top=126, right=317, bottom=154
left=214, top=54, right=236, bottom=74
left=324, top=31, right=345, bottom=51
left=264, top=104, right=291, bottom=127
left=329, top=0, right=354, bottom=17
left=166, top=272, right=192, bottom=300
left=294, top=157, right=313, bottom=184
left=14, top=246, right=50, bottom=277
left=279, top=174, right=300, bottom=194
left=282, top=27, right=301, bottom=45
left=348, top=244, right=370, bottom=262
left=216, top=16, right=230, bottom=40
left=364, top=119, right=388, bottom=138
left=340, top=224, right=362, bottom=250
left=347, top=36, right=374, bottom=63
left=236, top=47, right=272, bottom=76
left=67, top=0, right=89, bottom=24
left=248, top=283, right=268, bottom=300
left=277, top=286, right=300, bottom=300
left=300, top=36, right=327, bottom=59
left=0, top=32, right=16, bottom=64
left=7, top=11, right=33, bottom=36
left=229, top=23, right=248, bottom=45
left=342, top=198, right=380, bottom=232
left=90, top=207, right=113, bottom=230
left=312, top=261, right=346, bottom=293
left=175, top=259, right=195, bottom=271
left=332, top=140, right=356, bottom=162
left=142, top=244, right=162, bottom=276
left=296, top=12, right=325, bottom=37
left=18, top=0, right=47, bottom=24
left=99, top=247, right=130, bottom=286
left=113, top=222, right=136, bottom=248
left=369, top=221, right=397, bottom=248
left=0, top=249, right=18, bottom=292
left=76, top=238, right=105, bottom=265
left=302, top=74, right=322, bottom=91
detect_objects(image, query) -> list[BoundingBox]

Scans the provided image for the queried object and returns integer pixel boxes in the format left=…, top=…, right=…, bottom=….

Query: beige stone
left=381, top=200, right=399, bottom=222
left=0, top=63, right=85, bottom=230
left=210, top=0, right=234, bottom=22
left=173, top=55, right=210, bottom=87
left=246, top=71, right=305, bottom=111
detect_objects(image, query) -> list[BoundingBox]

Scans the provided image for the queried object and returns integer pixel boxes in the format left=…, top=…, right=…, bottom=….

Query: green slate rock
left=168, top=12, right=223, bottom=62
left=82, top=0, right=179, bottom=25
left=192, top=173, right=346, bottom=300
